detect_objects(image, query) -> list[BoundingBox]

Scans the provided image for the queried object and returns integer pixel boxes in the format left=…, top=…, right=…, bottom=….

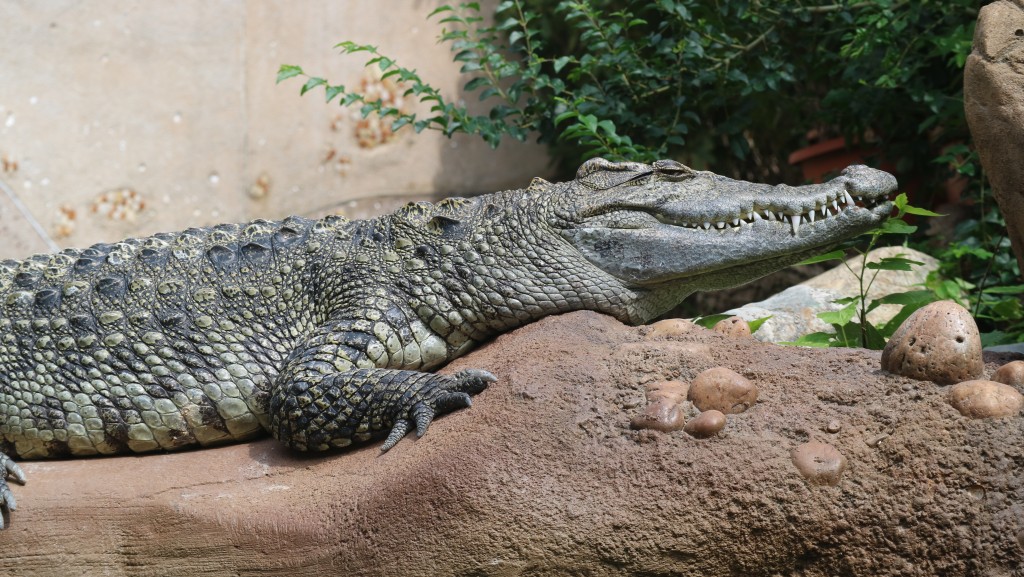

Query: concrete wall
left=0, top=0, right=552, bottom=259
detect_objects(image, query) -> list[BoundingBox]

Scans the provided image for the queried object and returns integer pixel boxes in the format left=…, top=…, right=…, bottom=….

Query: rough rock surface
left=3, top=311, right=1023, bottom=577
left=965, top=0, right=1024, bottom=275
left=881, top=300, right=984, bottom=385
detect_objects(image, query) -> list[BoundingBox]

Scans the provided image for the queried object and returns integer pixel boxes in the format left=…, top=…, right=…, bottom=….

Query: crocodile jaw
left=562, top=166, right=896, bottom=287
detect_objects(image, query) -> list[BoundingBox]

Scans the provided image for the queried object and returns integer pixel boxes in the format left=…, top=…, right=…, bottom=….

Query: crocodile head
left=549, top=157, right=895, bottom=304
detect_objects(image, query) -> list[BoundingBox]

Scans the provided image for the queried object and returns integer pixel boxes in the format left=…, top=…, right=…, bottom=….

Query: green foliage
left=922, top=155, right=1024, bottom=346
left=786, top=194, right=941, bottom=349
left=279, top=0, right=977, bottom=182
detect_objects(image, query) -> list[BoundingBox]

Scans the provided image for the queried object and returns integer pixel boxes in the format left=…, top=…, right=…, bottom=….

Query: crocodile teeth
left=791, top=215, right=800, bottom=236
left=702, top=222, right=711, bottom=230
left=844, top=191, right=855, bottom=206
left=808, top=210, right=815, bottom=224
left=732, top=218, right=740, bottom=226
left=715, top=222, right=726, bottom=230
left=831, top=199, right=839, bottom=212
left=752, top=211, right=762, bottom=221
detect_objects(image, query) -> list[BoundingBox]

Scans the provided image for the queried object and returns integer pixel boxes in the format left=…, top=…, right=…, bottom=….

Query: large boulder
left=2, top=311, right=1023, bottom=576
left=965, top=0, right=1024, bottom=277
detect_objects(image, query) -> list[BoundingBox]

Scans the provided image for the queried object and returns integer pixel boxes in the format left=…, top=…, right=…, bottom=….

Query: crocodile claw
left=379, top=369, right=495, bottom=452
left=0, top=452, right=25, bottom=530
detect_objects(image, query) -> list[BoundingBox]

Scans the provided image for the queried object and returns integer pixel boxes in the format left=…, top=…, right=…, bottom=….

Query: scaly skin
left=0, top=158, right=896, bottom=528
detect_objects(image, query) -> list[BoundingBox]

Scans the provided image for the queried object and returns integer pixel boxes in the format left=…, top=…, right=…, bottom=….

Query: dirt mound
left=4, top=311, right=1022, bottom=576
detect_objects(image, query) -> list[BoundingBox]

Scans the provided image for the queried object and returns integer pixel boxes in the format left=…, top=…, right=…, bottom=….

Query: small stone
left=630, top=398, right=685, bottom=432
left=644, top=380, right=688, bottom=404
left=947, top=380, right=1024, bottom=419
left=824, top=420, right=841, bottom=433
left=684, top=410, right=726, bottom=438
left=645, top=318, right=700, bottom=339
left=791, top=441, right=848, bottom=486
left=712, top=316, right=751, bottom=338
left=880, top=300, right=983, bottom=385
left=688, top=367, right=758, bottom=414
left=992, top=360, right=1024, bottom=389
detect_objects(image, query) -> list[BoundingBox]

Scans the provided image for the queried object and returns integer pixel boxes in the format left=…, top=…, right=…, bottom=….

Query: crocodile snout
left=839, top=165, right=898, bottom=197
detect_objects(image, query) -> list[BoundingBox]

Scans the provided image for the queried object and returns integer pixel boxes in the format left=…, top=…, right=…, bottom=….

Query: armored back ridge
left=0, top=158, right=896, bottom=529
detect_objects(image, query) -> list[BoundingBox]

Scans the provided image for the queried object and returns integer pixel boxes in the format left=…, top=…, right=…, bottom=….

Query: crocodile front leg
left=0, top=452, right=25, bottom=529
left=269, top=367, right=494, bottom=452
left=267, top=316, right=493, bottom=452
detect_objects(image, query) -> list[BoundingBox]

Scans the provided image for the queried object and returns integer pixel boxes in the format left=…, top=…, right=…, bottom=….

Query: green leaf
left=553, top=56, right=572, bottom=72
left=874, top=290, right=937, bottom=306
left=981, top=284, right=1024, bottom=294
left=300, top=77, right=326, bottom=96
left=693, top=313, right=732, bottom=329
left=818, top=302, right=857, bottom=326
left=748, top=315, right=773, bottom=333
left=878, top=219, right=917, bottom=235
left=865, top=257, right=924, bottom=271
left=901, top=205, right=944, bottom=217
left=796, top=249, right=846, bottom=265
left=893, top=192, right=909, bottom=211
left=782, top=332, right=835, bottom=348
left=463, top=77, right=491, bottom=92
left=276, top=64, right=303, bottom=83
left=325, top=85, right=345, bottom=103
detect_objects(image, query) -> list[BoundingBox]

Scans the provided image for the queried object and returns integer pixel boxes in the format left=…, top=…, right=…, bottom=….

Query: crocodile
left=0, top=158, right=896, bottom=528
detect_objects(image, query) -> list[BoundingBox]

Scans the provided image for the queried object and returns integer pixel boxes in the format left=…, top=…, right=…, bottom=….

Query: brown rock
left=965, top=1, right=1024, bottom=276
left=630, top=398, right=686, bottom=432
left=684, top=409, right=726, bottom=438
left=880, top=300, right=984, bottom=385
left=3, top=311, right=1023, bottom=575
left=688, top=367, right=758, bottom=414
left=645, top=318, right=700, bottom=339
left=992, top=360, right=1024, bottom=388
left=712, top=315, right=751, bottom=338
left=948, top=380, right=1024, bottom=419
left=791, top=441, right=848, bottom=486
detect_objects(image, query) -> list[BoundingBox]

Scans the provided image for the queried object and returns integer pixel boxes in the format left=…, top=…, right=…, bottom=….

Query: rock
left=688, top=367, right=758, bottom=414
left=3, top=310, right=1023, bottom=575
left=965, top=1, right=1024, bottom=276
left=644, top=318, right=700, bottom=339
left=880, top=300, right=984, bottom=385
left=712, top=316, right=751, bottom=338
left=992, top=360, right=1024, bottom=388
left=630, top=398, right=686, bottom=432
left=727, top=247, right=938, bottom=343
left=948, top=380, right=1024, bottom=419
left=824, top=420, right=841, bottom=434
left=684, top=410, right=726, bottom=438
left=791, top=441, right=848, bottom=486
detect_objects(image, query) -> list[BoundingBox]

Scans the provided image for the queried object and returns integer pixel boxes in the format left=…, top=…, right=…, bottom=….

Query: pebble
left=791, top=441, right=848, bottom=486
left=992, top=360, right=1024, bottom=389
left=630, top=398, right=686, bottom=432
left=645, top=318, right=700, bottom=340
left=688, top=367, right=758, bottom=414
left=947, top=380, right=1024, bottom=419
left=824, top=420, right=841, bottom=433
left=684, top=410, right=726, bottom=438
left=880, top=300, right=983, bottom=385
left=712, top=316, right=751, bottom=338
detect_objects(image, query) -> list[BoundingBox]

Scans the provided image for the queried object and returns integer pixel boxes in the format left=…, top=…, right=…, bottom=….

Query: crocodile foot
left=0, top=452, right=25, bottom=530
left=380, top=368, right=496, bottom=451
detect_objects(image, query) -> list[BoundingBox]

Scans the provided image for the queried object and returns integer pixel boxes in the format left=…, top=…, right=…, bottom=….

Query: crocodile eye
left=576, top=157, right=652, bottom=190
left=576, top=157, right=621, bottom=180
left=652, top=159, right=696, bottom=180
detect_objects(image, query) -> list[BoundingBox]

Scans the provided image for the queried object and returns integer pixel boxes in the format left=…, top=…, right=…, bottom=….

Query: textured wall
left=0, top=0, right=551, bottom=258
